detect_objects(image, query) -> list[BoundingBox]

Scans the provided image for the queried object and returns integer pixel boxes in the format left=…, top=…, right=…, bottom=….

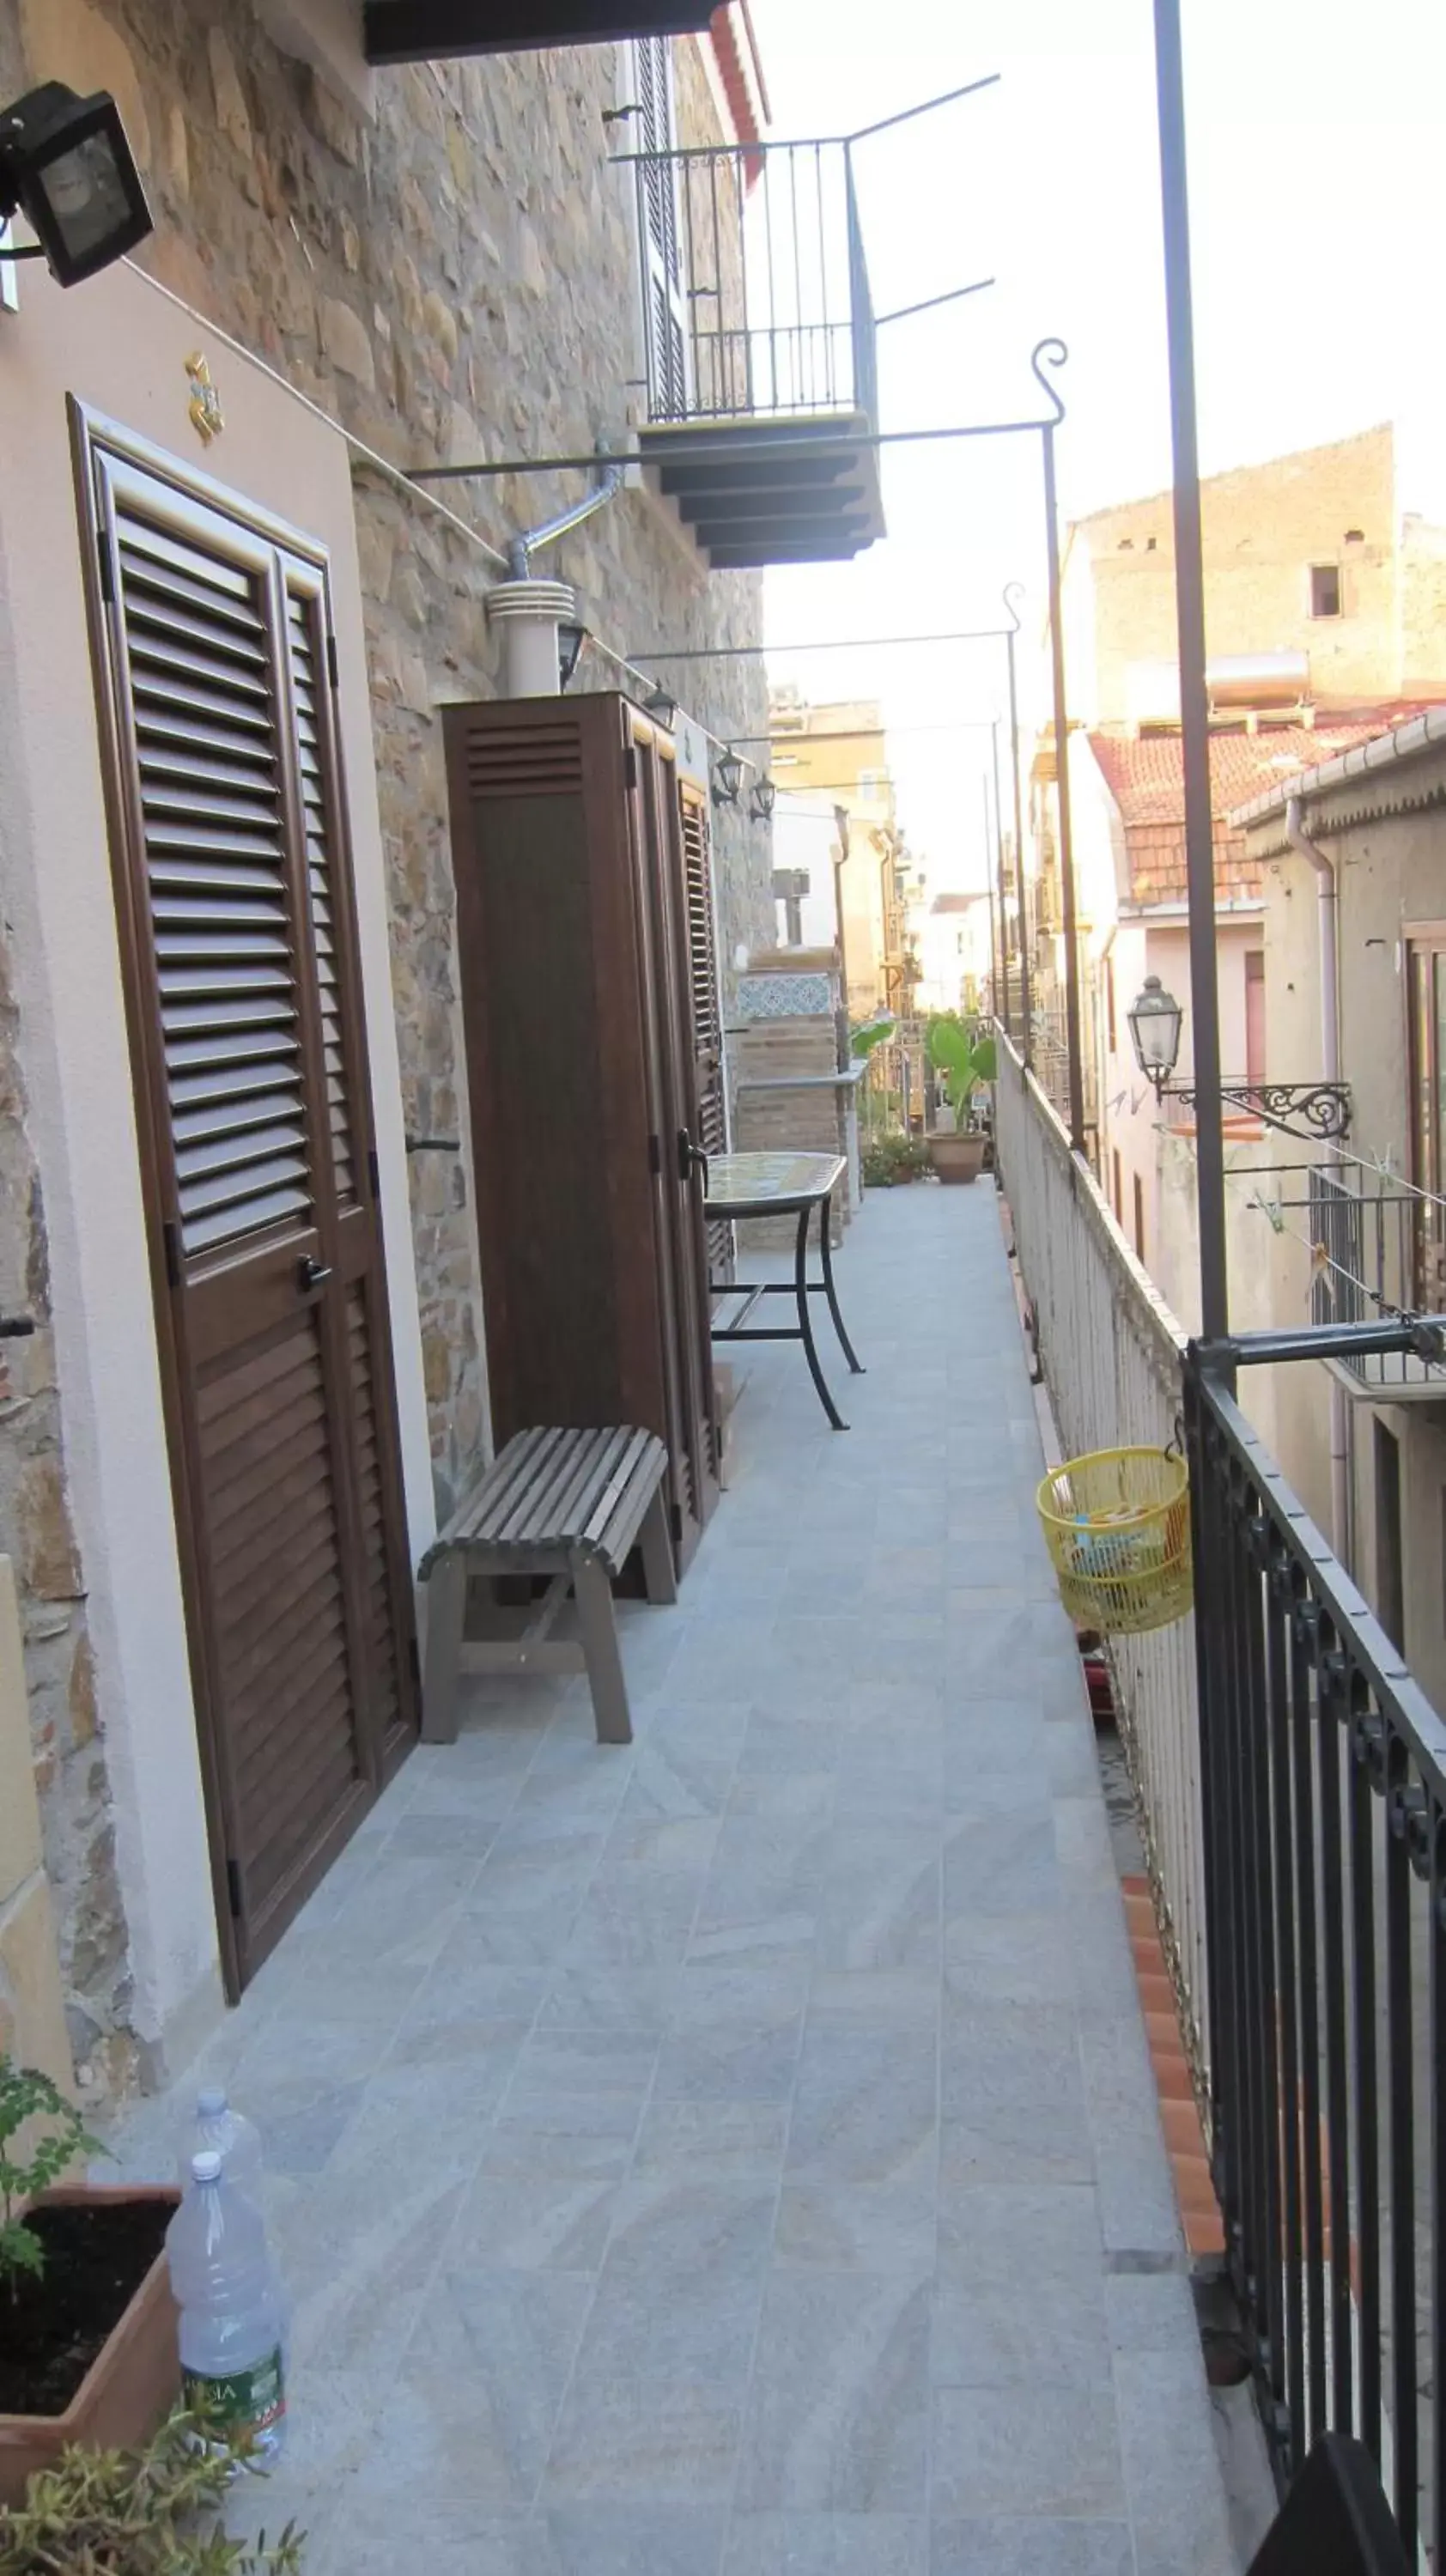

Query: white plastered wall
left=0, top=256, right=433, bottom=2069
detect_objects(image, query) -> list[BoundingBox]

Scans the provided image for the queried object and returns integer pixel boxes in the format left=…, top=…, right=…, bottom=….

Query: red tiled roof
left=1087, top=722, right=1413, bottom=829
left=1088, top=714, right=1432, bottom=905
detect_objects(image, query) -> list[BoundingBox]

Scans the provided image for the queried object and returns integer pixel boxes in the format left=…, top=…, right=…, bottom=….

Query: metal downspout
left=509, top=453, right=629, bottom=573
left=1285, top=791, right=1352, bottom=1568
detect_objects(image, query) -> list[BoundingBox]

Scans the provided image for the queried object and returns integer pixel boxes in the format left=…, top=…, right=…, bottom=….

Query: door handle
left=297, top=1255, right=333, bottom=1294
left=677, top=1129, right=709, bottom=1189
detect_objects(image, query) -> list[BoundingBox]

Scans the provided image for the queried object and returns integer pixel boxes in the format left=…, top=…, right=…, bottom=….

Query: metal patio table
left=703, top=1150, right=864, bottom=1431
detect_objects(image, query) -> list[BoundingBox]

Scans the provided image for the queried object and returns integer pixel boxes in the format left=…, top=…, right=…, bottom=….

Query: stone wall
left=0, top=925, right=129, bottom=2098
left=0, top=0, right=774, bottom=2087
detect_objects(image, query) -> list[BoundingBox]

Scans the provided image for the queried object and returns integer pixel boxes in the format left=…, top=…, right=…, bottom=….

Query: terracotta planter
left=929, top=1133, right=987, bottom=1186
left=0, top=2185, right=181, bottom=2507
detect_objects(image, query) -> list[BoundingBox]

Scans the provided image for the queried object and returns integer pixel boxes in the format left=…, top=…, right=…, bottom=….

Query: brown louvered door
left=678, top=782, right=733, bottom=1291
left=629, top=730, right=720, bottom=1555
left=81, top=438, right=417, bottom=1991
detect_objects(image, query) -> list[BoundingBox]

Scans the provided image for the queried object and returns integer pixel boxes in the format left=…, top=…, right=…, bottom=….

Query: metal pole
left=989, top=717, right=1012, bottom=1039
left=1154, top=0, right=1228, bottom=1341
left=1042, top=421, right=1086, bottom=1154
left=985, top=845, right=1000, bottom=1035
left=1005, top=613, right=1032, bottom=1067
left=987, top=772, right=1012, bottom=1044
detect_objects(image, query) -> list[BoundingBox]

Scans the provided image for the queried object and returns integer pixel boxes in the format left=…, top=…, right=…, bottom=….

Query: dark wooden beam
left=363, top=0, right=713, bottom=63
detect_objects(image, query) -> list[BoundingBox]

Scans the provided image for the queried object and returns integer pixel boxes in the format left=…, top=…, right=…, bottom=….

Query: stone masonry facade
left=0, top=0, right=775, bottom=2090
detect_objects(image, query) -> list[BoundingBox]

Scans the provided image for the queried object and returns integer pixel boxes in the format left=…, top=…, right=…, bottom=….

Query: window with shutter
left=634, top=33, right=691, bottom=419
left=77, top=420, right=418, bottom=1990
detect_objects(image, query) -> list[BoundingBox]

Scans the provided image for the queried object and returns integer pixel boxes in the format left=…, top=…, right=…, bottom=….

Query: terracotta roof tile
left=1089, top=714, right=1430, bottom=904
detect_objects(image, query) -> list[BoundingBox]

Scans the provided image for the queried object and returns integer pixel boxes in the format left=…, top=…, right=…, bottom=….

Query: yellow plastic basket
left=1036, top=1444, right=1194, bottom=1636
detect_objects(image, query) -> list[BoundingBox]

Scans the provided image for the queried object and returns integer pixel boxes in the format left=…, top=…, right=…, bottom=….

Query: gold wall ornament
left=185, top=350, right=225, bottom=445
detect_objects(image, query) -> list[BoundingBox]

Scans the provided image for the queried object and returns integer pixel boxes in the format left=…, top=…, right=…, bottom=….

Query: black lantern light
left=1127, top=975, right=1184, bottom=1097
left=0, top=84, right=151, bottom=286
left=556, top=622, right=586, bottom=691
left=711, top=746, right=744, bottom=810
left=645, top=688, right=677, bottom=730
left=749, top=776, right=777, bottom=823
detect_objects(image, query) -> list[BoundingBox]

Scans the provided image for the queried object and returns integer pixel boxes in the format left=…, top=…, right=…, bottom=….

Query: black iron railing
left=1309, top=1164, right=1446, bottom=1393
left=1187, top=1337, right=1446, bottom=2556
left=623, top=137, right=878, bottom=428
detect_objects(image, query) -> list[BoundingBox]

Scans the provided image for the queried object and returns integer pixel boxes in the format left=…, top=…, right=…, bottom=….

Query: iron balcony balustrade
left=618, top=132, right=886, bottom=568
left=995, top=1039, right=1446, bottom=2555
left=1186, top=1327, right=1446, bottom=2555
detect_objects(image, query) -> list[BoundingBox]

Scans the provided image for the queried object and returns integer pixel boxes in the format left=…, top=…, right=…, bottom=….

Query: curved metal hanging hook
left=1002, top=580, right=1026, bottom=634
left=1030, top=337, right=1069, bottom=424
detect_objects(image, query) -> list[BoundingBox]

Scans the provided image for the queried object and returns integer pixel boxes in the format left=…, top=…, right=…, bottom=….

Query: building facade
left=0, top=2, right=782, bottom=2096
left=1033, top=422, right=1444, bottom=1284
left=1238, top=711, right=1446, bottom=1719
left=769, top=689, right=908, bottom=1021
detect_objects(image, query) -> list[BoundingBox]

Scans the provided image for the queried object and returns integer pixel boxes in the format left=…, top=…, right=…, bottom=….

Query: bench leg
left=571, top=1552, right=633, bottom=1747
left=421, top=1553, right=468, bottom=1745
left=638, top=1483, right=678, bottom=1607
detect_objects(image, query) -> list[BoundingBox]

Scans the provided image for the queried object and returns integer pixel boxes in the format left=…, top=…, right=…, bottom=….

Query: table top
left=704, top=1151, right=848, bottom=1217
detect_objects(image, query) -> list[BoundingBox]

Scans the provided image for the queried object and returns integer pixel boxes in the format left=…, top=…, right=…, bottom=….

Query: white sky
left=749, top=0, right=1446, bottom=891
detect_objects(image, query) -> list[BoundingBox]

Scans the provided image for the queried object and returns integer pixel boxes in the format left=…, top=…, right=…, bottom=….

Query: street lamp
left=711, top=747, right=744, bottom=810
left=749, top=776, right=776, bottom=823
left=1127, top=973, right=1351, bottom=1139
left=1127, top=975, right=1184, bottom=1098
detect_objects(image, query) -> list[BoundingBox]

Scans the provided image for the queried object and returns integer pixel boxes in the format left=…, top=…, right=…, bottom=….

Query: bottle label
left=183, top=2347, right=286, bottom=2439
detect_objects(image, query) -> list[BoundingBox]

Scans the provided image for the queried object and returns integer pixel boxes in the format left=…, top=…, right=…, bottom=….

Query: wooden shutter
left=679, top=783, right=732, bottom=1287
left=635, top=34, right=690, bottom=417
left=78, top=424, right=417, bottom=1989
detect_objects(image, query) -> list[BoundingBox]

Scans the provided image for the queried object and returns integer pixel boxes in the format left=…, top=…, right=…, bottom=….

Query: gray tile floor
left=112, top=1182, right=1241, bottom=2574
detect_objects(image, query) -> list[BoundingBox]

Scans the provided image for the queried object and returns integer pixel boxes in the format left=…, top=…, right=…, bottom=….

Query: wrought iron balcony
left=994, top=1036, right=1446, bottom=2559
left=621, top=135, right=886, bottom=568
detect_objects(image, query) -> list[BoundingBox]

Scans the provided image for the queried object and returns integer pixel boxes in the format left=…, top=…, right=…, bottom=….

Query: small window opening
left=1310, top=563, right=1342, bottom=619
left=1145, top=536, right=1158, bottom=552
left=1344, top=528, right=1365, bottom=544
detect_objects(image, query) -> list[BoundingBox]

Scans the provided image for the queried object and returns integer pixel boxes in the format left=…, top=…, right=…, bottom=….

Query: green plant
left=0, top=2057, right=100, bottom=2297
left=848, top=1013, right=896, bottom=1062
left=863, top=1133, right=931, bottom=1187
left=0, top=2405, right=304, bottom=2573
left=927, top=1015, right=997, bottom=1125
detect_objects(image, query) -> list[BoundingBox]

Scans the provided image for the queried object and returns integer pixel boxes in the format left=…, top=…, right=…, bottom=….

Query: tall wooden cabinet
left=443, top=692, right=723, bottom=1571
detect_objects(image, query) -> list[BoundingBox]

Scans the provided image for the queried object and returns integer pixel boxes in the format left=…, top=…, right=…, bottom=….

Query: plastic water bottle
left=178, top=2087, right=264, bottom=2201
left=167, top=2152, right=287, bottom=2458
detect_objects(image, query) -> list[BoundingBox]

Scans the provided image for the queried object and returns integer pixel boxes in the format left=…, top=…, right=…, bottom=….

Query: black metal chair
left=1247, top=2435, right=1409, bottom=2576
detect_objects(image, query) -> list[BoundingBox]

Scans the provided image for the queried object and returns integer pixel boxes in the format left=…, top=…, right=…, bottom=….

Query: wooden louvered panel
left=680, top=789, right=732, bottom=1284
left=285, top=591, right=355, bottom=1206
left=346, top=1284, right=405, bottom=1747
left=195, top=1314, right=363, bottom=1925
left=465, top=720, right=585, bottom=798
left=118, top=515, right=313, bottom=1262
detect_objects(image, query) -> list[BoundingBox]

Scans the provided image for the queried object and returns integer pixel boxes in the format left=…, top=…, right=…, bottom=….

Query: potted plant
left=0, top=2404, right=304, bottom=2570
left=861, top=1132, right=931, bottom=1188
left=927, top=1018, right=997, bottom=1183
left=0, top=2055, right=180, bottom=2506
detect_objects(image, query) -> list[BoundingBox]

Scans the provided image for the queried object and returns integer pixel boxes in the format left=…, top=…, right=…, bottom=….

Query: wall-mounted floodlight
left=0, top=84, right=152, bottom=287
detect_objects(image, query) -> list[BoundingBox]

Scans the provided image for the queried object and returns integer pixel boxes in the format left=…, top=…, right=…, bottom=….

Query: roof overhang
left=1231, top=704, right=1446, bottom=851
left=363, top=0, right=714, bottom=63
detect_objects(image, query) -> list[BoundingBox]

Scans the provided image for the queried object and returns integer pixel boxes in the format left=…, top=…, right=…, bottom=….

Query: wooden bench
left=417, top=1425, right=675, bottom=1748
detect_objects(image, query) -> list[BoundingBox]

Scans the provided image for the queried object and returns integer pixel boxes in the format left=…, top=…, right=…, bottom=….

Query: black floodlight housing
left=0, top=83, right=152, bottom=287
